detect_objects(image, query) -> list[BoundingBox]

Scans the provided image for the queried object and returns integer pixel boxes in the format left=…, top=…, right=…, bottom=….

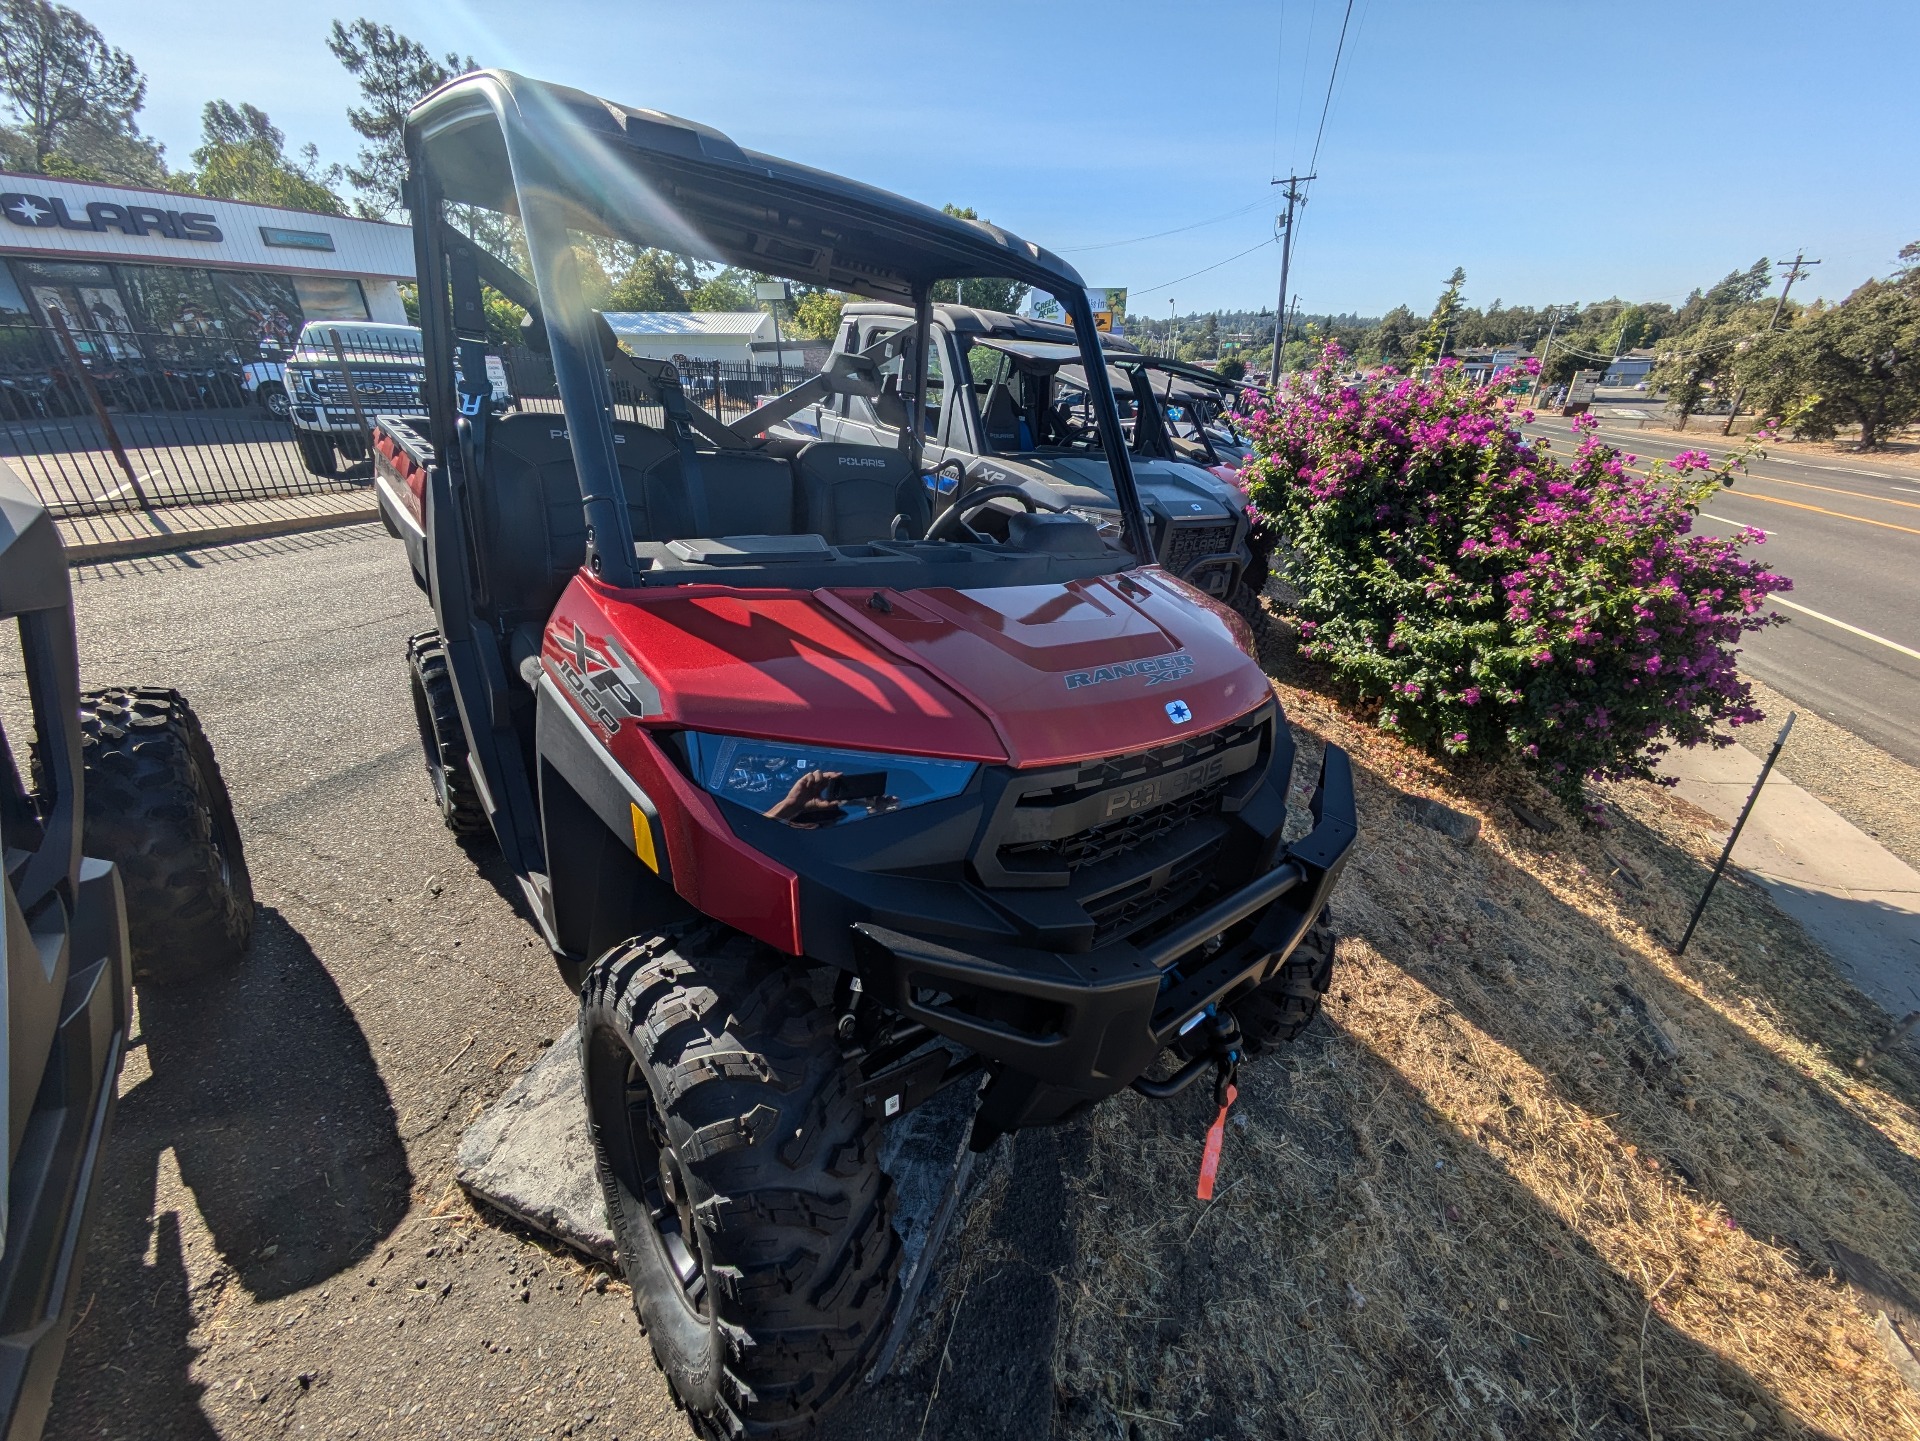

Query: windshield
left=958, top=337, right=1135, bottom=460
left=430, top=205, right=1147, bottom=590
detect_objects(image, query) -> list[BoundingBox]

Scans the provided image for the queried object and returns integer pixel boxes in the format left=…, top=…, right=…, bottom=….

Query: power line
left=1059, top=196, right=1272, bottom=254
left=1268, top=0, right=1288, bottom=175
left=1132, top=236, right=1278, bottom=299
left=1307, top=0, right=1357, bottom=174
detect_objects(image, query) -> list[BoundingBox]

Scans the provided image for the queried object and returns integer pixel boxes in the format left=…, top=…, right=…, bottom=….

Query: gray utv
left=796, top=303, right=1265, bottom=614
left=0, top=463, right=252, bottom=1441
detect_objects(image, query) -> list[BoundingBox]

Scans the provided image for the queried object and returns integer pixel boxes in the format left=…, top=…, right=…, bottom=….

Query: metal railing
left=0, top=317, right=814, bottom=519
left=0, top=319, right=377, bottom=516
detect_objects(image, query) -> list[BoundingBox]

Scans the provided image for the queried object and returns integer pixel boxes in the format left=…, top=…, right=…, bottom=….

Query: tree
left=686, top=268, right=755, bottom=311
left=930, top=204, right=1030, bottom=314
left=0, top=0, right=161, bottom=178
left=1650, top=317, right=1746, bottom=430
left=188, top=101, right=345, bottom=214
left=1756, top=281, right=1920, bottom=449
left=603, top=250, right=687, bottom=312
left=327, top=19, right=474, bottom=217
left=1895, top=240, right=1920, bottom=296
left=1374, top=305, right=1420, bottom=363
left=1417, top=267, right=1467, bottom=365
left=790, top=290, right=845, bottom=340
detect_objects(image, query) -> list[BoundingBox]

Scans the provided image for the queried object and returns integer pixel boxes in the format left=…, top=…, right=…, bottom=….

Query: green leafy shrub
left=1238, top=348, right=1791, bottom=814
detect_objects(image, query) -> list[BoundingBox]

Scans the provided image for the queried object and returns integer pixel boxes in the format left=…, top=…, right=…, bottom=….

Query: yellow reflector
left=629, top=802, right=659, bottom=872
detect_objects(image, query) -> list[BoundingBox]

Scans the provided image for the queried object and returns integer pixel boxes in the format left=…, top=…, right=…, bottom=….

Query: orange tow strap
left=1196, top=1082, right=1238, bottom=1200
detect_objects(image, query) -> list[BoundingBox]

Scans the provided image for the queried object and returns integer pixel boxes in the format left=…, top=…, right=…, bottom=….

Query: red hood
left=548, top=569, right=1265, bottom=768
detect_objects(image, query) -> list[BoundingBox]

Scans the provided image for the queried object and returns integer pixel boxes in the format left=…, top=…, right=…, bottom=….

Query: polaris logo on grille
left=1065, top=651, right=1194, bottom=690
left=1103, top=753, right=1223, bottom=816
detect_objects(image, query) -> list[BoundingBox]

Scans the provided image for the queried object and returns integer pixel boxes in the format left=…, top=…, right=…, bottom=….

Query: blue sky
left=69, top=0, right=1920, bottom=318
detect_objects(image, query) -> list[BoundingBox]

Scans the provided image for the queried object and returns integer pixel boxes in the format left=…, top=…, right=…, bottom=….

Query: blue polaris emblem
left=1165, top=699, right=1193, bottom=725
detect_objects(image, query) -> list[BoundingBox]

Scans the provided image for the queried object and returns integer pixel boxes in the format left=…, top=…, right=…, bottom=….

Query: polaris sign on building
left=0, top=173, right=414, bottom=350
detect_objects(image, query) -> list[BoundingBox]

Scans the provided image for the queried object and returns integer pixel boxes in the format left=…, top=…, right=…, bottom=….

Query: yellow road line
left=1734, top=490, right=1920, bottom=538
left=1743, top=471, right=1920, bottom=513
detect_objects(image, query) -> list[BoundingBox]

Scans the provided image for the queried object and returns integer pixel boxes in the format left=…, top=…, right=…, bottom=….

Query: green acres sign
left=1, top=192, right=224, bottom=242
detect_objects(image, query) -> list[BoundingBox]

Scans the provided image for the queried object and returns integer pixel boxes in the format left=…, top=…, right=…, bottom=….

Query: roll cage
left=400, top=70, right=1153, bottom=588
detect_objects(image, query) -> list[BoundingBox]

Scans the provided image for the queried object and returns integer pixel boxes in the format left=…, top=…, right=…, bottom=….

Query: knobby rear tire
left=74, top=687, right=254, bottom=986
left=579, top=926, right=901, bottom=1438
left=407, top=630, right=487, bottom=838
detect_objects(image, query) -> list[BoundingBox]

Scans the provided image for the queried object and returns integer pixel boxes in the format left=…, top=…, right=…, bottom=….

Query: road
left=1525, top=414, right=1920, bottom=767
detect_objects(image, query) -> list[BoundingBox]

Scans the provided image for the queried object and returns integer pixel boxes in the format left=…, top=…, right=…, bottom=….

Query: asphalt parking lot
left=40, top=524, right=1054, bottom=1441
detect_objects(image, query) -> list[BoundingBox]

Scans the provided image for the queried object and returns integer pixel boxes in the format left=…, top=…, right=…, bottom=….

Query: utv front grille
left=1161, top=521, right=1237, bottom=578
left=1084, top=841, right=1222, bottom=948
left=990, top=710, right=1269, bottom=881
left=1001, top=776, right=1231, bottom=873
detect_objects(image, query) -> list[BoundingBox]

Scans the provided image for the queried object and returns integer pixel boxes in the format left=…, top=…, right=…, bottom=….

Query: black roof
left=407, top=71, right=1087, bottom=306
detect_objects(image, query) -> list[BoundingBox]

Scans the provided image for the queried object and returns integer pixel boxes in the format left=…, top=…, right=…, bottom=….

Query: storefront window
left=13, top=259, right=139, bottom=359
left=292, top=274, right=369, bottom=321
left=0, top=265, right=30, bottom=320
left=118, top=264, right=229, bottom=338
left=209, top=269, right=303, bottom=352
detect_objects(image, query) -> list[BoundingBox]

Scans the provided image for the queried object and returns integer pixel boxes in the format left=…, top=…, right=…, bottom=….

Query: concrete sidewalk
left=1663, top=740, right=1920, bottom=1020
left=54, top=488, right=379, bottom=562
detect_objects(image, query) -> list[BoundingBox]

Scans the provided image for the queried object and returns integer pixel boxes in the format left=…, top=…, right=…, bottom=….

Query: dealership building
left=0, top=174, right=414, bottom=351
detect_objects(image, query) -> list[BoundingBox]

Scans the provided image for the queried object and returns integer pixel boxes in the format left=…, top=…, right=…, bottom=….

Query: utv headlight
left=684, top=733, right=976, bottom=827
left=1066, top=506, right=1125, bottom=541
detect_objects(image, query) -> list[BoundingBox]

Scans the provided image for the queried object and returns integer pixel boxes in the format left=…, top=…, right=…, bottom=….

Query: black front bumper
left=849, top=744, right=1356, bottom=1131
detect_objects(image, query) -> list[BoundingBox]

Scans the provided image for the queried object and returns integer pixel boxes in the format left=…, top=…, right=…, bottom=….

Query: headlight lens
left=1066, top=506, right=1125, bottom=541
left=684, top=733, right=976, bottom=827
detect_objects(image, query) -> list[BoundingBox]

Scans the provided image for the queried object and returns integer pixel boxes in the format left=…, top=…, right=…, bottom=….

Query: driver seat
left=793, top=442, right=929, bottom=543
left=979, top=382, right=1023, bottom=451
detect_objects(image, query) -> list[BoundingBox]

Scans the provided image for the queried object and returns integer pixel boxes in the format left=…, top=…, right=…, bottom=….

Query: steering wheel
left=924, top=481, right=1042, bottom=542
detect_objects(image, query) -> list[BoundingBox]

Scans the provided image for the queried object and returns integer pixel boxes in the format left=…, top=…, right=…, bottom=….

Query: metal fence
left=0, top=319, right=368, bottom=516
left=500, top=348, right=809, bottom=427
left=0, top=316, right=813, bottom=519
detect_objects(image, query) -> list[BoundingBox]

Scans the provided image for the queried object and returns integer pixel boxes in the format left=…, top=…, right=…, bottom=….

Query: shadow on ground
left=46, top=905, right=411, bottom=1438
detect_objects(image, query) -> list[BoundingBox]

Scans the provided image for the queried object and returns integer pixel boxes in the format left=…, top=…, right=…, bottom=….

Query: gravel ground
left=1731, top=673, right=1920, bottom=875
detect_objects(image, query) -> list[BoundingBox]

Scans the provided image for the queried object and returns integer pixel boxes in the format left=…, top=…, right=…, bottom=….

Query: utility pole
left=1280, top=294, right=1301, bottom=382
left=1534, top=305, right=1569, bottom=403
left=1722, top=251, right=1819, bottom=435
left=1168, top=298, right=1176, bottom=359
left=1268, top=173, right=1314, bottom=392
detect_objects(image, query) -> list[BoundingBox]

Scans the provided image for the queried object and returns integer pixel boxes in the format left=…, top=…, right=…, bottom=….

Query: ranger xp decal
left=1064, top=651, right=1195, bottom=691
left=549, top=622, right=662, bottom=732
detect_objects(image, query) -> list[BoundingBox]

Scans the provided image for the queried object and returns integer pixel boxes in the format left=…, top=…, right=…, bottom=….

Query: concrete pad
left=455, top=1025, right=614, bottom=1263
left=456, top=1023, right=980, bottom=1324
left=1662, top=743, right=1920, bottom=1017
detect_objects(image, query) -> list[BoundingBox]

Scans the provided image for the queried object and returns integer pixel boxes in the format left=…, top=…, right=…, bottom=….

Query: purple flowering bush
left=1238, top=347, right=1792, bottom=814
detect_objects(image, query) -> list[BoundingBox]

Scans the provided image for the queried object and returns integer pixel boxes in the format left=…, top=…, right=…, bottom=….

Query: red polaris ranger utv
left=376, top=72, right=1354, bottom=1437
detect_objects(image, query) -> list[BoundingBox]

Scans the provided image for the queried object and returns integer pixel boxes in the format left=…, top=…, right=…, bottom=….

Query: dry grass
left=953, top=616, right=1920, bottom=1440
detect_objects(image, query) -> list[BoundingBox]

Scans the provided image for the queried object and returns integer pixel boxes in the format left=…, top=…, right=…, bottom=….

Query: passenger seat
left=793, top=442, right=927, bottom=543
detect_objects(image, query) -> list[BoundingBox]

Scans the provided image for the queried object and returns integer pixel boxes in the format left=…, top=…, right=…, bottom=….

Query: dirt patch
left=1728, top=673, right=1920, bottom=875
left=1002, top=613, right=1920, bottom=1439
